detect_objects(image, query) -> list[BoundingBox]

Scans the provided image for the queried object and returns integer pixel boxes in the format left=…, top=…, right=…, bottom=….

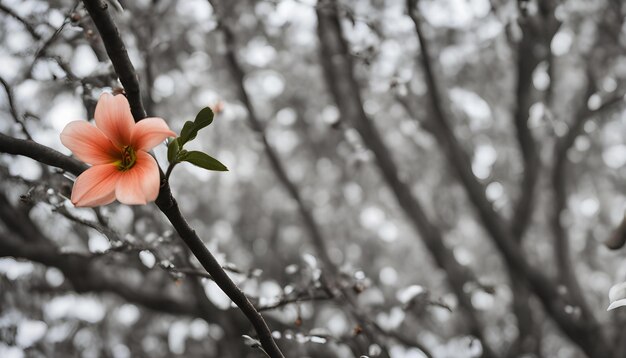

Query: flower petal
left=115, top=151, right=160, bottom=205
left=60, top=121, right=119, bottom=165
left=608, top=298, right=626, bottom=311
left=71, top=164, right=121, bottom=207
left=94, top=93, right=135, bottom=146
left=609, top=282, right=626, bottom=302
left=131, top=117, right=176, bottom=151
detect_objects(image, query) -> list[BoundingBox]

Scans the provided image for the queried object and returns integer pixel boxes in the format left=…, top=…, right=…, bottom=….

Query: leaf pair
left=167, top=107, right=228, bottom=174
left=179, top=107, right=214, bottom=146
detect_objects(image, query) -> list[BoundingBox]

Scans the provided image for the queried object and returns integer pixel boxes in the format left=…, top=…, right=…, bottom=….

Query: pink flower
left=60, top=93, right=175, bottom=207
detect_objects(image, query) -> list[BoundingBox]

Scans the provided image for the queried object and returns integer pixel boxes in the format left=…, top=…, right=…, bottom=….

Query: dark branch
left=0, top=2, right=41, bottom=39
left=315, top=2, right=494, bottom=356
left=0, top=76, right=33, bottom=140
left=550, top=82, right=625, bottom=310
left=403, top=2, right=611, bottom=357
left=0, top=133, right=86, bottom=175
left=404, top=1, right=541, bottom=354
left=0, top=130, right=285, bottom=356
left=72, top=2, right=286, bottom=356
left=0, top=213, right=197, bottom=317
left=209, top=4, right=401, bottom=356
left=215, top=14, right=334, bottom=272
left=81, top=0, right=146, bottom=120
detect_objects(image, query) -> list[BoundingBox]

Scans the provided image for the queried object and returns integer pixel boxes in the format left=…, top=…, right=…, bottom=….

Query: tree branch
left=0, top=133, right=86, bottom=175
left=550, top=80, right=625, bottom=311
left=207, top=3, right=435, bottom=356
left=402, top=2, right=610, bottom=357
left=81, top=0, right=146, bottom=120
left=0, top=2, right=41, bottom=40
left=403, top=1, right=543, bottom=354
left=31, top=1, right=287, bottom=356
left=0, top=76, right=33, bottom=140
left=0, top=218, right=197, bottom=317
left=315, top=3, right=494, bottom=356
left=215, top=14, right=334, bottom=273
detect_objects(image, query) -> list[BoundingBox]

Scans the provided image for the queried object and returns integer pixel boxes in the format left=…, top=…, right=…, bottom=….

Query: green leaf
left=194, top=107, right=214, bottom=128
left=167, top=138, right=180, bottom=163
left=178, top=108, right=214, bottom=146
left=182, top=151, right=228, bottom=171
left=178, top=121, right=196, bottom=145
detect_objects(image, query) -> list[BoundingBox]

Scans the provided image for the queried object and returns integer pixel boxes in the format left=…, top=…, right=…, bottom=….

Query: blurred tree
left=0, top=0, right=625, bottom=357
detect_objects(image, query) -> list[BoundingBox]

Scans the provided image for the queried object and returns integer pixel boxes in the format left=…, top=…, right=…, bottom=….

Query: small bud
left=70, top=12, right=81, bottom=23
left=211, top=100, right=225, bottom=115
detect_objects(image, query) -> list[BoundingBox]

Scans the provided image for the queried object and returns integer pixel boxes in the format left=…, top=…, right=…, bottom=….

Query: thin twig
left=0, top=76, right=33, bottom=140
left=0, top=2, right=41, bottom=39
left=403, top=1, right=610, bottom=356
left=316, top=2, right=485, bottom=357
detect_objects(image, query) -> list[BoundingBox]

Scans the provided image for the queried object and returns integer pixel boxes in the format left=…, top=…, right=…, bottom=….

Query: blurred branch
left=0, top=76, right=33, bottom=140
left=551, top=80, right=625, bottom=302
left=0, top=1, right=41, bottom=40
left=0, top=228, right=197, bottom=317
left=211, top=0, right=334, bottom=276
left=209, top=2, right=400, bottom=356
left=402, top=2, right=611, bottom=357
left=316, top=2, right=494, bottom=356
left=510, top=2, right=554, bottom=241
left=0, top=193, right=44, bottom=244
left=553, top=83, right=624, bottom=255
left=369, top=321, right=433, bottom=358
left=404, top=0, right=544, bottom=354
left=256, top=289, right=332, bottom=312
left=509, top=0, right=564, bottom=244
left=0, top=219, right=255, bottom=356
left=548, top=81, right=597, bottom=340
left=31, top=8, right=74, bottom=64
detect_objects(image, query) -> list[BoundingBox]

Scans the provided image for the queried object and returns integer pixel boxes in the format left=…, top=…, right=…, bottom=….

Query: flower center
left=117, top=146, right=137, bottom=171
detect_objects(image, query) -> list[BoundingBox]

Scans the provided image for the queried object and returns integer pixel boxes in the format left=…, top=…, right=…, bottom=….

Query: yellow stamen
left=116, top=146, right=137, bottom=171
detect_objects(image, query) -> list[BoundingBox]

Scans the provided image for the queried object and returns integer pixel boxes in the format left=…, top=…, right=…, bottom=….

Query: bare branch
left=315, top=2, right=494, bottom=356
left=0, top=2, right=41, bottom=40
left=403, top=1, right=544, bottom=354
left=402, top=2, right=611, bottom=357
left=7, top=2, right=287, bottom=356
left=81, top=0, right=146, bottom=120
left=549, top=81, right=625, bottom=331
left=208, top=3, right=412, bottom=356
left=0, top=231, right=197, bottom=317
left=0, top=132, right=86, bottom=175
left=213, top=12, right=334, bottom=273
left=0, top=76, right=33, bottom=140
left=256, top=290, right=332, bottom=312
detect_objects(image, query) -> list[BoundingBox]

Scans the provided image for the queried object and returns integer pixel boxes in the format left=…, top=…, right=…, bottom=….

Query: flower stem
left=165, top=163, right=176, bottom=181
